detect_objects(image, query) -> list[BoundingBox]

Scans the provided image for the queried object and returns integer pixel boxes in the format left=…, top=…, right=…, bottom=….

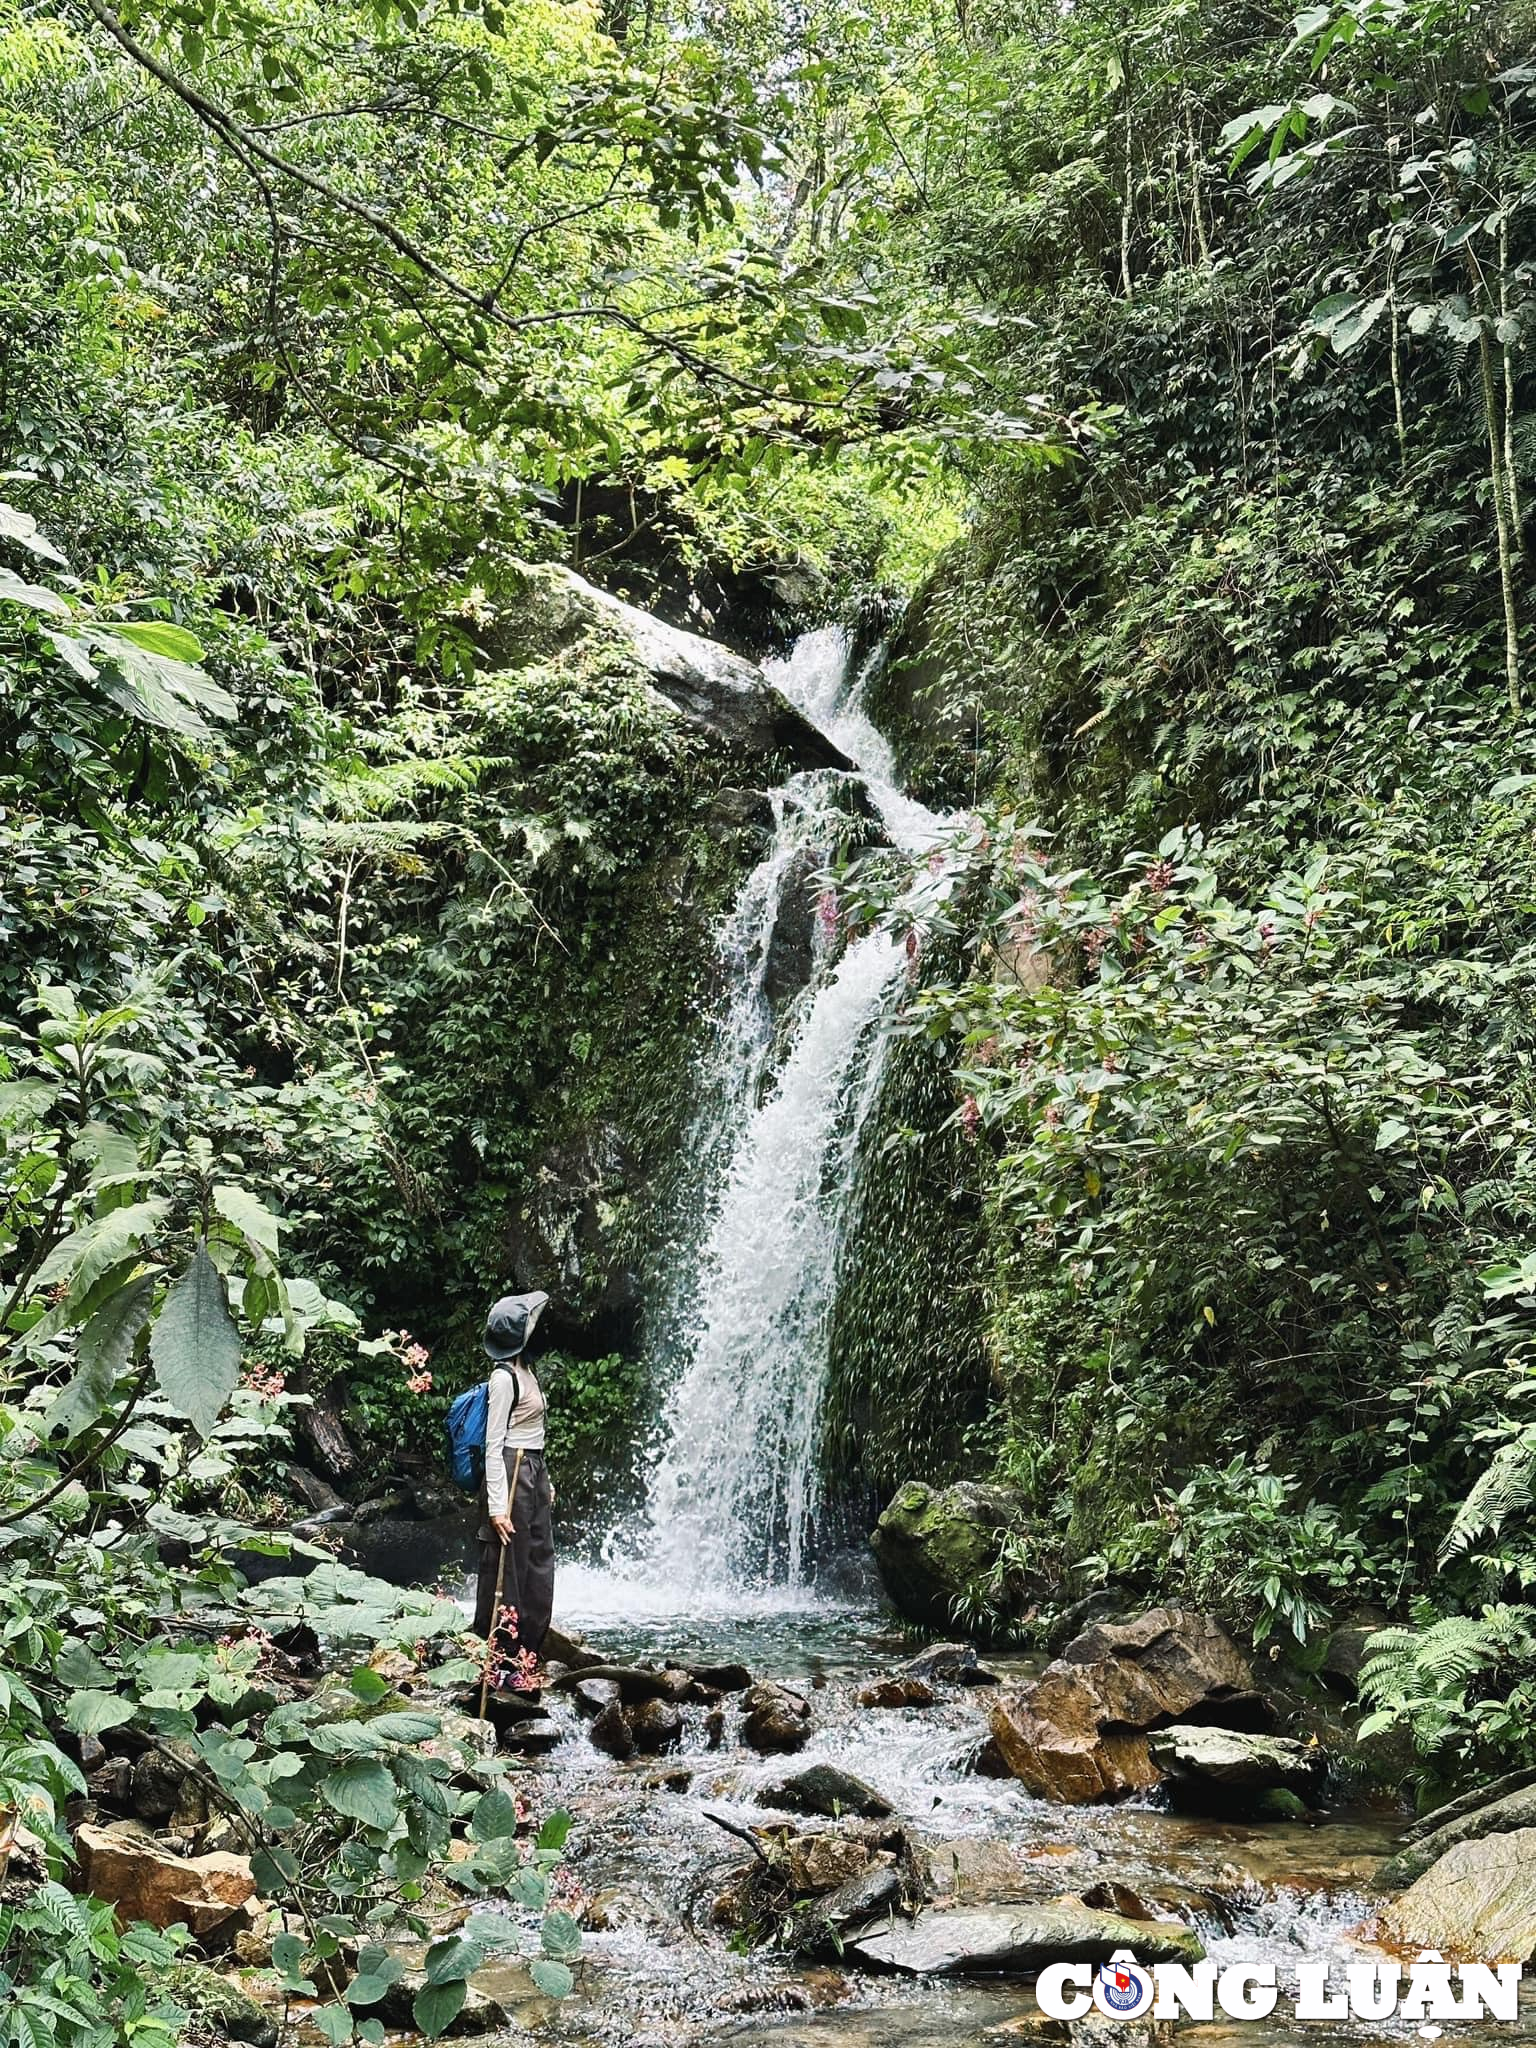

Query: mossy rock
left=870, top=1479, right=1028, bottom=1634
left=166, top=1962, right=279, bottom=2048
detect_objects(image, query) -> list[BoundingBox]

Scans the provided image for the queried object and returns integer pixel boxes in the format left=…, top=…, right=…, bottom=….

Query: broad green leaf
left=0, top=500, right=67, bottom=564
left=150, top=1243, right=242, bottom=1437
left=366, top=1710, right=440, bottom=1744
left=33, top=1198, right=169, bottom=1298
left=110, top=620, right=206, bottom=662
left=310, top=2002, right=354, bottom=2045
left=540, top=1909, right=582, bottom=1960
left=424, top=1935, right=483, bottom=1985
left=349, top=1667, right=392, bottom=1703
left=63, top=1690, right=137, bottom=1737
left=319, top=1758, right=398, bottom=1831
left=43, top=1274, right=155, bottom=1440
left=212, top=1182, right=281, bottom=1258
left=411, top=1980, right=467, bottom=2037
left=471, top=1788, right=517, bottom=1841
left=84, top=628, right=236, bottom=738
left=529, top=1958, right=574, bottom=1998
left=0, top=565, right=69, bottom=617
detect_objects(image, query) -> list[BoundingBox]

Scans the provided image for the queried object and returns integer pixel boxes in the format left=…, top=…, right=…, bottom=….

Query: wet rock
left=573, top=1677, right=623, bottom=1720
left=640, top=1766, right=693, bottom=1792
left=626, top=1698, right=683, bottom=1754
left=589, top=1701, right=636, bottom=1759
left=871, top=1482, right=1029, bottom=1634
left=551, top=1661, right=677, bottom=1703
left=859, top=1675, right=937, bottom=1710
left=988, top=1669, right=1161, bottom=1805
left=1377, top=1781, right=1536, bottom=1892
left=543, top=1623, right=603, bottom=1671
left=848, top=1895, right=1204, bottom=1975
left=704, top=1707, right=726, bottom=1749
left=1054, top=1607, right=1269, bottom=1728
left=488, top=562, right=852, bottom=771
left=87, top=1756, right=134, bottom=1814
left=75, top=1821, right=256, bottom=1938
left=503, top=1716, right=565, bottom=1755
left=1381, top=1827, right=1536, bottom=1961
left=810, top=1861, right=904, bottom=1929
left=372, top=1974, right=508, bottom=2036
left=786, top=1832, right=880, bottom=1895
left=919, top=1836, right=1031, bottom=1902
left=989, top=1608, right=1271, bottom=1805
left=987, top=2016, right=1172, bottom=2048
left=1147, top=1725, right=1324, bottom=1810
left=1320, top=1621, right=1384, bottom=1693
left=902, top=1641, right=997, bottom=1686
left=165, top=1962, right=279, bottom=2048
left=759, top=1764, right=893, bottom=1820
left=689, top=1662, right=752, bottom=1693
left=1405, top=1764, right=1536, bottom=1843
left=742, top=1681, right=811, bottom=1754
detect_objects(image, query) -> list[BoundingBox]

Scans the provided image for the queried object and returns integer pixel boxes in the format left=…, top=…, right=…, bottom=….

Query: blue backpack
left=444, top=1369, right=517, bottom=1492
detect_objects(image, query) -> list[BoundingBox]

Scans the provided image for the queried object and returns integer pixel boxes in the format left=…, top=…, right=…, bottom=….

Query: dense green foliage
left=5, top=0, right=1536, bottom=2018
left=825, top=0, right=1536, bottom=1784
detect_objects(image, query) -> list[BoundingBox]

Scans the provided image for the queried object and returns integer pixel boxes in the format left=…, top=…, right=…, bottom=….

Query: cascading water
left=580, top=627, right=947, bottom=1607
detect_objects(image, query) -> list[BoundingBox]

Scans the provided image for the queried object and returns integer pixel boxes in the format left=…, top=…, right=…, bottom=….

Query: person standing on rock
left=473, top=1290, right=556, bottom=1696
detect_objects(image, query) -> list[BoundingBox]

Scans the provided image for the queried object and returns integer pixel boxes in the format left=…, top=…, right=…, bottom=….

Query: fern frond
left=325, top=754, right=509, bottom=819
left=1440, top=1434, right=1536, bottom=1562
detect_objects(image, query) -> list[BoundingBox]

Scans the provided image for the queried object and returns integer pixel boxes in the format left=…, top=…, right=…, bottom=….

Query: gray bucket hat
left=482, top=1289, right=550, bottom=1361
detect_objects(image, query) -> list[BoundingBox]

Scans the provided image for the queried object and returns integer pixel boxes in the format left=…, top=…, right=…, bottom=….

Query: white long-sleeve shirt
left=484, top=1364, right=546, bottom=1520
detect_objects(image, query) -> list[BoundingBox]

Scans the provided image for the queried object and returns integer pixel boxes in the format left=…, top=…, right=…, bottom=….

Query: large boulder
left=988, top=1608, right=1270, bottom=1805
left=75, top=1822, right=256, bottom=1938
left=870, top=1482, right=1028, bottom=1633
left=1147, top=1725, right=1324, bottom=1813
left=847, top=1897, right=1204, bottom=1976
left=1381, top=1828, right=1536, bottom=1962
left=1376, top=1781, right=1536, bottom=1892
left=489, top=563, right=851, bottom=771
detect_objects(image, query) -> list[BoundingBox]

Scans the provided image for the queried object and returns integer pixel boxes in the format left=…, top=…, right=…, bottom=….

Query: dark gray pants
left=474, top=1447, right=555, bottom=1675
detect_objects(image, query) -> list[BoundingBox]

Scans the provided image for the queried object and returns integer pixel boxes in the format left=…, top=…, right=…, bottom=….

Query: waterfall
left=587, top=629, right=945, bottom=1608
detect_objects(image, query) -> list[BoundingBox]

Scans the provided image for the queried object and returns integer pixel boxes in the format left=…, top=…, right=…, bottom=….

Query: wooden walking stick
left=477, top=1448, right=523, bottom=1720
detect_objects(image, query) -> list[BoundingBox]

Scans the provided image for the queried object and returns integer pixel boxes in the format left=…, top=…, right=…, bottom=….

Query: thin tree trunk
left=1499, top=209, right=1525, bottom=563
left=1478, top=323, right=1523, bottom=713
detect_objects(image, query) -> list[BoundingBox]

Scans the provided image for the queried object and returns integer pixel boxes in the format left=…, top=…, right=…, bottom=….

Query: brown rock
left=626, top=1698, right=683, bottom=1754
left=989, top=1668, right=1161, bottom=1804
left=787, top=1833, right=880, bottom=1895
left=859, top=1677, right=936, bottom=1710
left=742, top=1681, right=811, bottom=1754
left=989, top=1607, right=1269, bottom=1805
left=75, top=1821, right=256, bottom=1936
left=589, top=1701, right=636, bottom=1759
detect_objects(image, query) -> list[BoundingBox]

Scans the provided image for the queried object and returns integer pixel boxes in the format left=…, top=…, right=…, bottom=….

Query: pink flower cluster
left=241, top=1363, right=287, bottom=1400
left=383, top=1328, right=433, bottom=1395
left=488, top=1602, right=540, bottom=1692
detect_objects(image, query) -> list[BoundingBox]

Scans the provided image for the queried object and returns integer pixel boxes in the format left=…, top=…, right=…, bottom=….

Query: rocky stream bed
left=372, top=1577, right=1536, bottom=2048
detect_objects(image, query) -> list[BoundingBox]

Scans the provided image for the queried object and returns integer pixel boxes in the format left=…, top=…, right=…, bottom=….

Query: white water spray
left=587, top=630, right=946, bottom=1607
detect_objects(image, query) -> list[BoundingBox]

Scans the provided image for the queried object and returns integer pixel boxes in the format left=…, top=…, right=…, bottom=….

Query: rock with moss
left=165, top=1963, right=279, bottom=2048
left=870, top=1480, right=1028, bottom=1633
left=486, top=562, right=851, bottom=769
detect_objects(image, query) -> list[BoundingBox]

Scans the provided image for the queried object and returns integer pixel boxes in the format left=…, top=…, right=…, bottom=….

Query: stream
left=364, top=633, right=1528, bottom=2046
